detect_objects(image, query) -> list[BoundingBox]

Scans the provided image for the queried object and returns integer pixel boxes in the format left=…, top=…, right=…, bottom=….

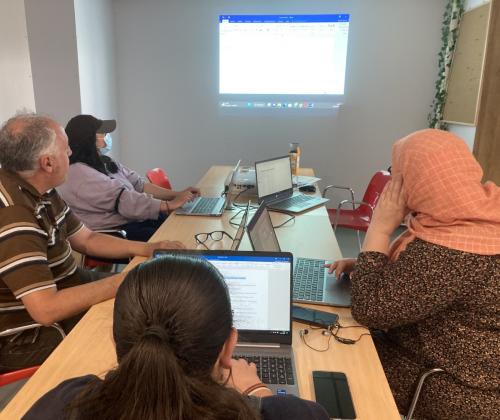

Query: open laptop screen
left=225, top=159, right=242, bottom=192
left=255, top=156, right=293, bottom=201
left=230, top=202, right=250, bottom=251
left=153, top=250, right=292, bottom=344
left=247, top=203, right=281, bottom=252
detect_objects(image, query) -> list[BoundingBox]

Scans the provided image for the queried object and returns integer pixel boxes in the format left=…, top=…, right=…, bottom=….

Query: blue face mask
left=100, top=133, right=113, bottom=155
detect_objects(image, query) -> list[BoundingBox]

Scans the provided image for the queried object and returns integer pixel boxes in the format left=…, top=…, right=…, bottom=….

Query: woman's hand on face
left=225, top=358, right=262, bottom=393
left=370, top=173, right=407, bottom=236
left=325, top=258, right=357, bottom=278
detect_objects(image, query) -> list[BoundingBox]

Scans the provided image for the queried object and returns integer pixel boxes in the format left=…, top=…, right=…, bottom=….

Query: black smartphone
left=313, top=371, right=356, bottom=419
left=292, top=305, right=339, bottom=328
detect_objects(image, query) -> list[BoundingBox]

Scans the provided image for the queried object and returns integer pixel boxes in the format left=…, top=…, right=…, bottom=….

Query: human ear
left=219, top=328, right=238, bottom=369
left=39, top=154, right=53, bottom=174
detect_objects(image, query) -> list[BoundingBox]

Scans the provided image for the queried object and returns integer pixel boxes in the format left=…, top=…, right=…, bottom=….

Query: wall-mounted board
left=443, top=2, right=490, bottom=125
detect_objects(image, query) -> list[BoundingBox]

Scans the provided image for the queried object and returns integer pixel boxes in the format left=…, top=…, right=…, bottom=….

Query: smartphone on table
left=313, top=371, right=356, bottom=419
left=292, top=305, right=339, bottom=328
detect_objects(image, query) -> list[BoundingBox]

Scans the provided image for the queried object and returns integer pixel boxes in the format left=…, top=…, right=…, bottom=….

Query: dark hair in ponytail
left=69, top=256, right=260, bottom=420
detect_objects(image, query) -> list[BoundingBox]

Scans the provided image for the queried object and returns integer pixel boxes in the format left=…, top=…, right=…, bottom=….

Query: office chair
left=146, top=167, right=172, bottom=190
left=0, top=315, right=66, bottom=387
left=406, top=368, right=445, bottom=420
left=0, top=366, right=40, bottom=387
left=322, top=171, right=391, bottom=250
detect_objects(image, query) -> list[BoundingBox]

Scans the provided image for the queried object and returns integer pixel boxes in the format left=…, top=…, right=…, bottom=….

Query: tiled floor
left=334, top=226, right=407, bottom=259
left=0, top=378, right=28, bottom=410
left=334, top=227, right=365, bottom=258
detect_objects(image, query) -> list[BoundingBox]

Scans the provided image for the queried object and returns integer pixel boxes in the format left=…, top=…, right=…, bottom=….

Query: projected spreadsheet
left=219, top=14, right=350, bottom=96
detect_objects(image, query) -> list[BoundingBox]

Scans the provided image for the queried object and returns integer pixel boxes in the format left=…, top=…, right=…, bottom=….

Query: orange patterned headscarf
left=389, top=128, right=500, bottom=260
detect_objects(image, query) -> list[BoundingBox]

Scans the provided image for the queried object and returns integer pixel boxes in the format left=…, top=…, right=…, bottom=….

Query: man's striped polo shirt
left=0, top=169, right=84, bottom=331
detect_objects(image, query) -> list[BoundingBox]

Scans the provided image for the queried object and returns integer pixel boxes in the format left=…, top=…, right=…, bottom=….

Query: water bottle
left=289, top=142, right=301, bottom=175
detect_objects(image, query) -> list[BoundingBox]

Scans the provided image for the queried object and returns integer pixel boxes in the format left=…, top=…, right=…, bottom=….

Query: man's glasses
left=194, top=230, right=233, bottom=249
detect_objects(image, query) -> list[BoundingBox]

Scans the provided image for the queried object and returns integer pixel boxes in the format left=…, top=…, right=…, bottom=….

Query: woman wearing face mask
left=58, top=114, right=199, bottom=242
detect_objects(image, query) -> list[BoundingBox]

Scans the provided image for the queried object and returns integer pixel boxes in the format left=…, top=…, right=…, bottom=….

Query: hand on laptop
left=182, top=186, right=201, bottom=197
left=168, top=191, right=197, bottom=210
left=325, top=258, right=356, bottom=278
left=226, top=358, right=273, bottom=397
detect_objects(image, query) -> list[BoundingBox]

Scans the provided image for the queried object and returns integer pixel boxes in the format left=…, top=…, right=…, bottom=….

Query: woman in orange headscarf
left=329, top=129, right=499, bottom=419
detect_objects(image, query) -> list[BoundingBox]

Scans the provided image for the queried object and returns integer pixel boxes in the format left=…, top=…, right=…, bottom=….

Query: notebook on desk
left=153, top=249, right=299, bottom=396
left=255, top=156, right=328, bottom=214
left=246, top=202, right=351, bottom=307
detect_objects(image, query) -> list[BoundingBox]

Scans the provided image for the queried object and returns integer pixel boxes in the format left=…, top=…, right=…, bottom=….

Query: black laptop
left=246, top=202, right=351, bottom=307
left=153, top=249, right=299, bottom=396
left=255, top=156, right=328, bottom=214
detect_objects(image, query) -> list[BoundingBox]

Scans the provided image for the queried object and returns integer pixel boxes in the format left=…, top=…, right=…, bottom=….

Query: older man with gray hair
left=0, top=113, right=183, bottom=372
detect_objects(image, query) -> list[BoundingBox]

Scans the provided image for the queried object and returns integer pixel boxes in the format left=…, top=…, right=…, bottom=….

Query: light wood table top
left=2, top=166, right=400, bottom=420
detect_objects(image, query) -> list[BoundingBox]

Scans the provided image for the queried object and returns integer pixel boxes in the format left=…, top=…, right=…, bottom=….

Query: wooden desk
left=2, top=167, right=400, bottom=420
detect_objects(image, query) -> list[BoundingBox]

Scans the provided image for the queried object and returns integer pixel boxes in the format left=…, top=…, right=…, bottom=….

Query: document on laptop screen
left=256, top=157, right=293, bottom=198
left=224, top=271, right=269, bottom=329
left=204, top=255, right=290, bottom=332
left=249, top=206, right=281, bottom=252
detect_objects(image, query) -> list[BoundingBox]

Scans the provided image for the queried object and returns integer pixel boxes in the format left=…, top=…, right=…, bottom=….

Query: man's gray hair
left=0, top=113, right=57, bottom=172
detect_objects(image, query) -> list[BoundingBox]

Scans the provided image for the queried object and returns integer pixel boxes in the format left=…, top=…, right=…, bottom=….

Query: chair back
left=361, top=171, right=391, bottom=212
left=146, top=167, right=172, bottom=190
left=0, top=313, right=66, bottom=387
left=0, top=366, right=40, bottom=387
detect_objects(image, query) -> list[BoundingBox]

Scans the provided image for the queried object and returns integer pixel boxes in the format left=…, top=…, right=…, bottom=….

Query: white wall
left=74, top=0, right=120, bottom=157
left=24, top=0, right=81, bottom=126
left=0, top=0, right=35, bottom=123
left=113, top=0, right=446, bottom=199
left=447, top=0, right=490, bottom=150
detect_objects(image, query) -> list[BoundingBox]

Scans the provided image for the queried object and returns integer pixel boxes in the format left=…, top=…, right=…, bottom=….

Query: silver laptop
left=153, top=249, right=299, bottom=396
left=177, top=161, right=242, bottom=216
left=246, top=202, right=351, bottom=307
left=176, top=195, right=227, bottom=216
left=255, top=156, right=329, bottom=214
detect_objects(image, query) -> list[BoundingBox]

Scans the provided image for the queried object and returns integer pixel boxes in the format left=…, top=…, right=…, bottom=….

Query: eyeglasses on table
left=194, top=230, right=233, bottom=249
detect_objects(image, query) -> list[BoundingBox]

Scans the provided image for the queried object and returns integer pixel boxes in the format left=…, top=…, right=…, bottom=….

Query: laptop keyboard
left=272, top=194, right=318, bottom=210
left=190, top=197, right=221, bottom=214
left=236, top=355, right=295, bottom=385
left=293, top=258, right=325, bottom=302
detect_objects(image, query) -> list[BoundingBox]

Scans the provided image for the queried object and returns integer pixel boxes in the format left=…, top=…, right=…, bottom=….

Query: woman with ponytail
left=328, top=129, right=499, bottom=419
left=25, top=255, right=329, bottom=420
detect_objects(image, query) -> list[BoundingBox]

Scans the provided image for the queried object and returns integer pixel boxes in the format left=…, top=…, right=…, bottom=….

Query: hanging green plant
left=428, top=0, right=465, bottom=129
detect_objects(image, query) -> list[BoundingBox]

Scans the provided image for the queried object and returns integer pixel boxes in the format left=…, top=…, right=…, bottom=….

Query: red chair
left=81, top=229, right=129, bottom=271
left=0, top=317, right=66, bottom=389
left=146, top=167, right=172, bottom=190
left=322, top=171, right=391, bottom=250
left=0, top=366, right=40, bottom=387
